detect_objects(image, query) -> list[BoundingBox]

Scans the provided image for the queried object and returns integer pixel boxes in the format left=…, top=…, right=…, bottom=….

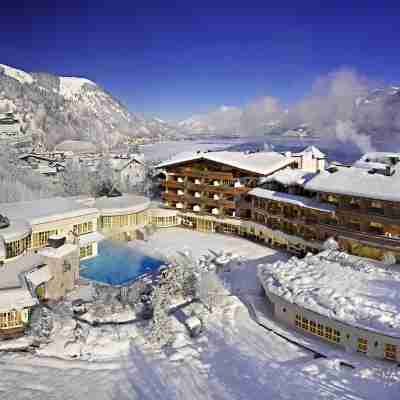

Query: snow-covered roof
left=262, top=169, right=316, bottom=186
left=26, top=265, right=52, bottom=287
left=258, top=249, right=400, bottom=337
left=79, top=231, right=105, bottom=246
left=248, top=188, right=335, bottom=213
left=353, top=160, right=388, bottom=171
left=39, top=243, right=78, bottom=259
left=55, top=140, right=97, bottom=154
left=295, top=146, right=326, bottom=159
left=360, top=152, right=400, bottom=164
left=157, top=151, right=293, bottom=176
left=0, top=197, right=99, bottom=226
left=94, top=194, right=150, bottom=216
left=0, top=218, right=31, bottom=242
left=0, top=287, right=37, bottom=313
left=305, top=167, right=400, bottom=202
left=109, top=157, right=143, bottom=172
left=0, top=254, right=44, bottom=289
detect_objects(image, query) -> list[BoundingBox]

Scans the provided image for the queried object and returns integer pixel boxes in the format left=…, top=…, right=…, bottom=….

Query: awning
left=79, top=231, right=105, bottom=246
left=26, top=266, right=52, bottom=287
left=0, top=288, right=37, bottom=312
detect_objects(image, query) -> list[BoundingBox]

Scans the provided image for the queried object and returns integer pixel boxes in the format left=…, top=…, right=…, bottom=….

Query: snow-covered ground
left=0, top=228, right=399, bottom=399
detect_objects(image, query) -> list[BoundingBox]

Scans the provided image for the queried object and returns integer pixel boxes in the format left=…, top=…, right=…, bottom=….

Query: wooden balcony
left=162, top=192, right=184, bottom=201
left=338, top=207, right=400, bottom=224
left=317, top=223, right=400, bottom=249
left=164, top=180, right=185, bottom=189
left=186, top=181, right=205, bottom=190
left=173, top=168, right=234, bottom=179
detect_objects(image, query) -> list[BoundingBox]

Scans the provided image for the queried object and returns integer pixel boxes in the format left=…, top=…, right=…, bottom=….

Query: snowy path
left=1, top=305, right=397, bottom=400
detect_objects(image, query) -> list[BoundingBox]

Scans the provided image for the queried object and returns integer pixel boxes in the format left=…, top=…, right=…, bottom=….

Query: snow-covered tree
left=0, top=145, right=56, bottom=202
left=90, top=157, right=118, bottom=196
left=61, top=158, right=91, bottom=196
left=383, top=252, right=397, bottom=266
left=198, top=271, right=225, bottom=313
left=322, top=237, right=340, bottom=251
left=149, top=284, right=174, bottom=346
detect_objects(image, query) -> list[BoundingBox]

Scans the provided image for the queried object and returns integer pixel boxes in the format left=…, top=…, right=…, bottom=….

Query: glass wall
left=99, top=211, right=148, bottom=230
left=5, top=236, right=30, bottom=259
left=0, top=310, right=23, bottom=329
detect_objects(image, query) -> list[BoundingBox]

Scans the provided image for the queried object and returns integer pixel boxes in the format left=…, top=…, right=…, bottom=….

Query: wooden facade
left=159, top=156, right=400, bottom=262
left=246, top=183, right=400, bottom=261
left=161, top=159, right=262, bottom=218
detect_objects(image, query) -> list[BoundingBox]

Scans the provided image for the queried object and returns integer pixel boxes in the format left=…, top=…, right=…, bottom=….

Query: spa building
left=0, top=193, right=179, bottom=337
left=258, top=249, right=400, bottom=363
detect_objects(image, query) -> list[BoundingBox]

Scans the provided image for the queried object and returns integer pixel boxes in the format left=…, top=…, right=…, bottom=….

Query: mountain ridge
left=0, top=63, right=179, bottom=149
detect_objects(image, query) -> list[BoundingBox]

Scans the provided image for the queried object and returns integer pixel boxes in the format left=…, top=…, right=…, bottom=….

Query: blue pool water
left=80, top=240, right=164, bottom=285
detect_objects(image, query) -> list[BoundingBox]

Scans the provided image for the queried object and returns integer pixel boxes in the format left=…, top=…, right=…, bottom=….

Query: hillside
left=0, top=64, right=178, bottom=149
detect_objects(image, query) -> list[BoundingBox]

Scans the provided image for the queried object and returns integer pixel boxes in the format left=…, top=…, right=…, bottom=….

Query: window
left=80, top=243, right=93, bottom=259
left=295, top=315, right=340, bottom=344
left=333, top=329, right=341, bottom=343
left=31, top=230, right=58, bottom=248
left=327, top=194, right=338, bottom=204
left=0, top=310, right=22, bottom=329
left=369, top=221, right=384, bottom=235
left=384, top=344, right=397, bottom=361
left=5, top=236, right=30, bottom=259
left=73, top=221, right=93, bottom=235
left=325, top=326, right=333, bottom=341
left=357, top=337, right=368, bottom=353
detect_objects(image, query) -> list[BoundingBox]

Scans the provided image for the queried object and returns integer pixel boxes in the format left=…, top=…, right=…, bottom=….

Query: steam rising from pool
left=80, top=240, right=164, bottom=286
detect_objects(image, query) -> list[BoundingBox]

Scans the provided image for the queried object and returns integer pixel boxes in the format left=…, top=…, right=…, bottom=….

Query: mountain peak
left=0, top=64, right=34, bottom=85
left=59, top=76, right=96, bottom=99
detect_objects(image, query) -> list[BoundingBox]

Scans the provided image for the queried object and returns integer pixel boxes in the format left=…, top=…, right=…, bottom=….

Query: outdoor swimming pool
left=80, top=240, right=164, bottom=285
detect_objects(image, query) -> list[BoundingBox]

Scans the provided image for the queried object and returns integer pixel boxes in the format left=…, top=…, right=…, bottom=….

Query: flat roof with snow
left=0, top=197, right=99, bottom=226
left=248, top=188, right=335, bottom=213
left=0, top=287, right=37, bottom=313
left=258, top=249, right=400, bottom=337
left=94, top=194, right=150, bottom=216
left=0, top=254, right=44, bottom=289
left=262, top=169, right=316, bottom=186
left=157, top=151, right=293, bottom=176
left=305, top=167, right=400, bottom=202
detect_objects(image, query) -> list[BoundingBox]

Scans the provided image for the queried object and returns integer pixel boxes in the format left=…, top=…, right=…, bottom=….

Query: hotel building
left=158, top=148, right=400, bottom=261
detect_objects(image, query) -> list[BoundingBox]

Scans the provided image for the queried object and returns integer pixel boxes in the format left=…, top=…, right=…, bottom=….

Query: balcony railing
left=164, top=180, right=185, bottom=189
left=317, top=223, right=400, bottom=248
left=175, top=169, right=234, bottom=179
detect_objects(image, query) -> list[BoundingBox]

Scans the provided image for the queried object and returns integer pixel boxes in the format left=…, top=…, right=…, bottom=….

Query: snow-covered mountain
left=178, top=105, right=242, bottom=135
left=0, top=64, right=178, bottom=149
left=353, top=86, right=400, bottom=141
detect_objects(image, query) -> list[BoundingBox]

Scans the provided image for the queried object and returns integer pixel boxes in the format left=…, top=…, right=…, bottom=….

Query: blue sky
left=1, top=1, right=399, bottom=120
